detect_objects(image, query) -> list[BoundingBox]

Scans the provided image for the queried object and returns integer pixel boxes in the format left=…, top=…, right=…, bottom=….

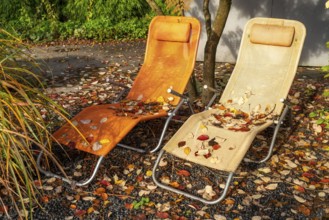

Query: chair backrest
left=219, top=17, right=306, bottom=115
left=126, top=16, right=201, bottom=105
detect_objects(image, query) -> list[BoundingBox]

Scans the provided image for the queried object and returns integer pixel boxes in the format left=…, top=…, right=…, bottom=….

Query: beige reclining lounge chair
left=152, top=17, right=306, bottom=204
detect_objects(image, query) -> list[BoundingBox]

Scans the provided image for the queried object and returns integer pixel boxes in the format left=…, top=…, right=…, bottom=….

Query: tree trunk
left=146, top=0, right=164, bottom=15
left=202, top=0, right=231, bottom=104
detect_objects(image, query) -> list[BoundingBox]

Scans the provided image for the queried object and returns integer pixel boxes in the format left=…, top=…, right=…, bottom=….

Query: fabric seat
left=152, top=17, right=306, bottom=204
left=37, top=16, right=201, bottom=186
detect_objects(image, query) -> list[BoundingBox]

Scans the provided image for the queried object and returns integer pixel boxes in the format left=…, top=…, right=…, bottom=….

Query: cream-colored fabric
left=163, top=109, right=273, bottom=172
left=164, top=17, right=306, bottom=172
left=250, top=24, right=295, bottom=47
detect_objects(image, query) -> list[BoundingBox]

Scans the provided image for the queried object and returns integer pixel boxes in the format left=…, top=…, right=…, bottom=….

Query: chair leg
left=248, top=105, right=290, bottom=163
left=152, top=150, right=234, bottom=205
left=37, top=150, right=104, bottom=187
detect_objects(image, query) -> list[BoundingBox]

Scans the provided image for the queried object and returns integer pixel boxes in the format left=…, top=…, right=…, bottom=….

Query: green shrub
left=0, top=29, right=68, bottom=218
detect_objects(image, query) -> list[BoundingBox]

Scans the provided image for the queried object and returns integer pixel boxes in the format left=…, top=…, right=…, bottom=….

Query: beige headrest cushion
left=250, top=23, right=295, bottom=47
left=154, top=22, right=191, bottom=43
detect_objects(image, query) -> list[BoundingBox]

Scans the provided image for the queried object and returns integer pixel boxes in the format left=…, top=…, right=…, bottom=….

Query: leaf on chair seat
left=178, top=141, right=186, bottom=148
left=212, top=144, right=221, bottom=150
left=80, top=119, right=92, bottom=124
left=167, top=97, right=174, bottom=102
left=183, top=147, right=191, bottom=156
left=156, top=96, right=165, bottom=103
left=92, top=142, right=102, bottom=151
left=100, top=117, right=108, bottom=123
left=86, top=135, right=94, bottom=143
left=99, top=139, right=110, bottom=145
left=197, top=135, right=209, bottom=141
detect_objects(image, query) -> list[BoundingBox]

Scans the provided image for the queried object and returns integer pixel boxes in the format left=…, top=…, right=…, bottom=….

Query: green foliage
left=0, top=0, right=153, bottom=42
left=132, top=197, right=150, bottom=209
left=309, top=109, right=329, bottom=129
left=0, top=29, right=67, bottom=218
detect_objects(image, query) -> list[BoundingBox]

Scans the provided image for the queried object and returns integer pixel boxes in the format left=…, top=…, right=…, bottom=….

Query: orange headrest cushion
left=154, top=22, right=191, bottom=43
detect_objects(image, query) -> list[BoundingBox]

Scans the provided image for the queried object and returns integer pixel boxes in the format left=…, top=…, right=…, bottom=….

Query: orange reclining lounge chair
left=37, top=16, right=201, bottom=186
left=152, top=17, right=306, bottom=204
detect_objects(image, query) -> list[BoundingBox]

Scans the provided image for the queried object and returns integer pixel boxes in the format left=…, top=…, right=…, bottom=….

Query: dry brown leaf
left=265, top=183, right=278, bottom=190
left=294, top=195, right=306, bottom=203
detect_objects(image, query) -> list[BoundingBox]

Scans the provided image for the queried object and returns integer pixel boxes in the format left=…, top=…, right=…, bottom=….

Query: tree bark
left=146, top=0, right=164, bottom=15
left=202, top=0, right=231, bottom=104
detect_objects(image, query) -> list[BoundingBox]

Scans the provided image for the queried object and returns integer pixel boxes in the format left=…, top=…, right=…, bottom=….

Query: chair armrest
left=107, top=79, right=130, bottom=89
left=203, top=85, right=221, bottom=110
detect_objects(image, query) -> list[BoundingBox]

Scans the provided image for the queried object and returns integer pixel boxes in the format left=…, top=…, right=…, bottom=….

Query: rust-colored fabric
left=154, top=22, right=191, bottom=43
left=53, top=16, right=201, bottom=156
left=127, top=16, right=201, bottom=106
left=53, top=103, right=168, bottom=156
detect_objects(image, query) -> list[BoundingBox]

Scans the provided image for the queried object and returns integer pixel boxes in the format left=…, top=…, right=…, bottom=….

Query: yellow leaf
left=127, top=164, right=135, bottom=170
left=87, top=206, right=94, bottom=214
left=184, top=147, right=191, bottom=156
left=146, top=170, right=152, bottom=177
left=115, top=179, right=124, bottom=185
left=156, top=96, right=165, bottom=103
left=99, top=139, right=110, bottom=144
left=326, top=0, right=329, bottom=8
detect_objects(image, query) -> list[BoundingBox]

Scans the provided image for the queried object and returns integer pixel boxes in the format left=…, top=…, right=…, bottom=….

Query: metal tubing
left=152, top=150, right=234, bottom=205
left=117, top=143, right=146, bottom=153
left=117, top=98, right=187, bottom=154
left=258, top=105, right=289, bottom=163
left=37, top=150, right=104, bottom=187
left=204, top=85, right=221, bottom=109
left=206, top=93, right=220, bottom=110
left=167, top=88, right=188, bottom=99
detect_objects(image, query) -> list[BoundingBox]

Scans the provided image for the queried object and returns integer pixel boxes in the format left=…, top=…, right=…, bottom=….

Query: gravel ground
left=1, top=40, right=328, bottom=220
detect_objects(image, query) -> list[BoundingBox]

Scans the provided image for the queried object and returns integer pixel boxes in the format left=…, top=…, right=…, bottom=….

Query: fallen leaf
left=170, top=182, right=180, bottom=188
left=74, top=209, right=86, bottom=217
left=156, top=212, right=169, bottom=219
left=99, top=139, right=110, bottom=144
left=297, top=205, right=311, bottom=216
left=87, top=207, right=94, bottom=214
left=224, top=199, right=235, bottom=205
left=184, top=147, right=191, bottom=156
left=265, top=183, right=278, bottom=190
left=285, top=160, right=297, bottom=168
left=82, top=196, right=96, bottom=201
left=146, top=170, right=152, bottom=177
left=197, top=185, right=216, bottom=200
left=178, top=141, right=186, bottom=148
left=94, top=187, right=106, bottom=195
left=177, top=170, right=190, bottom=177
left=294, top=195, right=306, bottom=203
left=138, top=190, right=150, bottom=196
left=80, top=119, right=92, bottom=124
left=197, top=135, right=209, bottom=141
left=212, top=144, right=221, bottom=150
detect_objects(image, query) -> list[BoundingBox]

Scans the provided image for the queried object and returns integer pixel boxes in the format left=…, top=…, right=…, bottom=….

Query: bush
left=0, top=29, right=68, bottom=218
left=0, top=0, right=153, bottom=42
